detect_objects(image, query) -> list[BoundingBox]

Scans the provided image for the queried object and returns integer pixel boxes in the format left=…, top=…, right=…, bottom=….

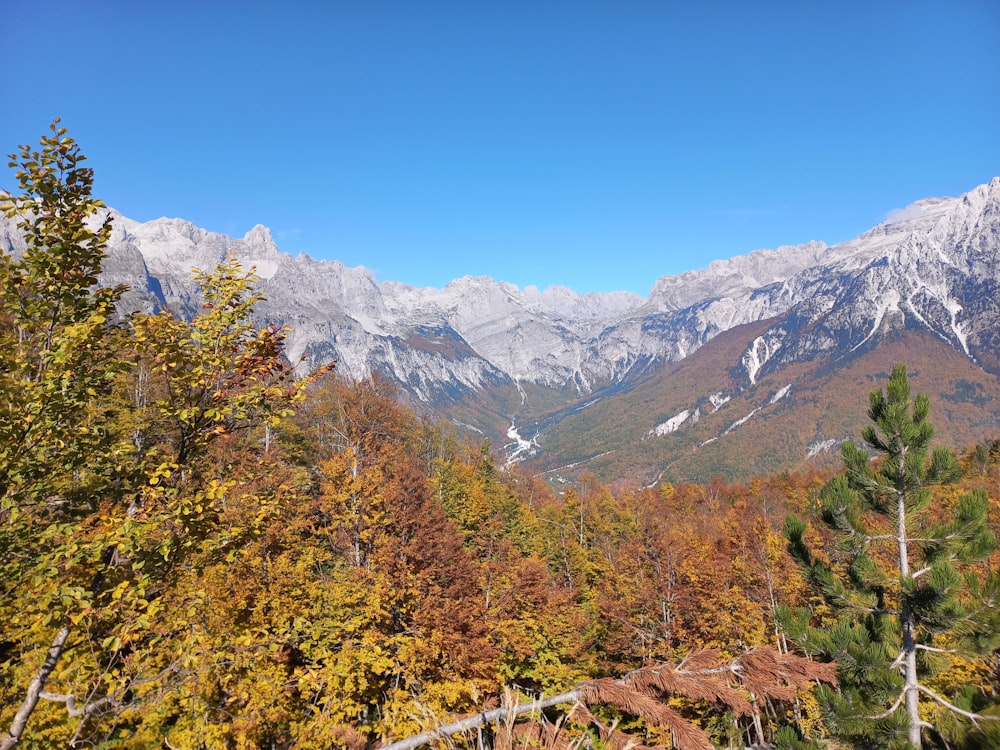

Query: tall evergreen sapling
left=781, top=364, right=1000, bottom=749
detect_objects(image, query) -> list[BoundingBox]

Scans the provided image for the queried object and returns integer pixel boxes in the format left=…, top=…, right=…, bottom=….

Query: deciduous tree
left=0, top=122, right=132, bottom=750
left=0, top=124, right=314, bottom=747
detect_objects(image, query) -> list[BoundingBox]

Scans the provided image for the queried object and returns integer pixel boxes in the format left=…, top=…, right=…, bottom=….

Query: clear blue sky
left=2, top=1, right=998, bottom=295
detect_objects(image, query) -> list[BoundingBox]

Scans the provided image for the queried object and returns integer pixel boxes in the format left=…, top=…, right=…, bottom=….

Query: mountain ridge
left=3, top=177, right=998, bottom=482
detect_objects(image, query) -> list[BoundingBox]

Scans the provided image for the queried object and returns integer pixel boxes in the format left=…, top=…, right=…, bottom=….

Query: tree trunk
left=751, top=709, right=766, bottom=746
left=897, top=458, right=922, bottom=749
left=904, top=635, right=921, bottom=749
left=0, top=624, right=71, bottom=750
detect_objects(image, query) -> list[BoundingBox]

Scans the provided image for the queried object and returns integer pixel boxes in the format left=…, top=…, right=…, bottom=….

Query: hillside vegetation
left=2, top=125, right=999, bottom=750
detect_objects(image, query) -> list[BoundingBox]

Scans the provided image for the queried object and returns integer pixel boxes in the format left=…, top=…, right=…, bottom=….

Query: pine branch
left=868, top=689, right=905, bottom=720
left=913, top=644, right=957, bottom=656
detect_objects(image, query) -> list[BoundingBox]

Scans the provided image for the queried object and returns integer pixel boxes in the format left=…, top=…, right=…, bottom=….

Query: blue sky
left=2, top=1, right=998, bottom=295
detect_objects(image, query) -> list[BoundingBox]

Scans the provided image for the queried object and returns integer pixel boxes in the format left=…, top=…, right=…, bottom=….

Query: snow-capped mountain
left=3, top=178, right=998, bottom=479
left=530, top=179, right=1000, bottom=483
left=724, top=178, right=1000, bottom=381
left=92, top=178, right=996, bottom=392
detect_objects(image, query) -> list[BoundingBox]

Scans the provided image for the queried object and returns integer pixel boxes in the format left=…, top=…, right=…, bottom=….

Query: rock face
left=3, top=178, right=999, bottom=463
left=723, top=179, right=1000, bottom=382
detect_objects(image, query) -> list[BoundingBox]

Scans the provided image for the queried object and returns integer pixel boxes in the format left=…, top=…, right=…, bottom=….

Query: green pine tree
left=780, top=363, right=1000, bottom=749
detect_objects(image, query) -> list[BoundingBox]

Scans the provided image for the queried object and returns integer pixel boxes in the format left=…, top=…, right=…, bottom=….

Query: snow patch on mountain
left=505, top=422, right=540, bottom=466
left=852, top=288, right=902, bottom=351
left=708, top=392, right=731, bottom=410
left=768, top=384, right=791, bottom=405
left=944, top=298, right=969, bottom=355
left=743, top=335, right=782, bottom=385
left=725, top=407, right=762, bottom=435
left=807, top=438, right=840, bottom=458
left=649, top=408, right=696, bottom=437
left=721, top=385, right=790, bottom=436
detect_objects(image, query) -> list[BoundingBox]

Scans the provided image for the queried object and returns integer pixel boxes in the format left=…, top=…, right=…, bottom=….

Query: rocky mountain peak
left=5, top=177, right=998, bottom=472
left=647, top=240, right=830, bottom=312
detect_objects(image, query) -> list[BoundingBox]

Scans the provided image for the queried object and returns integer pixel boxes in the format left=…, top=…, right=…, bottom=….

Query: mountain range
left=3, top=178, right=999, bottom=485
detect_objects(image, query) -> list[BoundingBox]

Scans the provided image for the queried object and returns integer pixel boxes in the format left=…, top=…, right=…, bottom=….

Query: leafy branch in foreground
left=0, top=120, right=130, bottom=750
left=380, top=646, right=836, bottom=750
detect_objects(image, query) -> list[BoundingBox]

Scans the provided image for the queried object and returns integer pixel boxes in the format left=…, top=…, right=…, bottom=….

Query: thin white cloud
left=883, top=204, right=925, bottom=223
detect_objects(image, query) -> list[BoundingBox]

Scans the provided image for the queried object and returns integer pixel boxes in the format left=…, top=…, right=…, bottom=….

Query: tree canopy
left=2, top=125, right=997, bottom=750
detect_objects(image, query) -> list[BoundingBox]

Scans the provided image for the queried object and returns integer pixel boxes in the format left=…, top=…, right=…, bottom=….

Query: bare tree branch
left=37, top=691, right=118, bottom=719
left=868, top=689, right=906, bottom=720
left=379, top=648, right=835, bottom=750
left=380, top=692, right=583, bottom=750
left=1, top=625, right=71, bottom=750
left=917, top=684, right=1000, bottom=727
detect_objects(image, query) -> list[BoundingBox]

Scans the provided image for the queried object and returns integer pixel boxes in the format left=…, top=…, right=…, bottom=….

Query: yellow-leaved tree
left=0, top=123, right=315, bottom=747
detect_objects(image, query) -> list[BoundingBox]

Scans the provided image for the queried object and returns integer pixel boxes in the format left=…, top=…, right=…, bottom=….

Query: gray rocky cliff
left=3, top=179, right=998, bottom=421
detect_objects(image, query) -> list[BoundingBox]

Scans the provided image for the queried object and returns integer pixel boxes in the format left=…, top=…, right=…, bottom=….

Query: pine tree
left=781, top=364, right=1000, bottom=749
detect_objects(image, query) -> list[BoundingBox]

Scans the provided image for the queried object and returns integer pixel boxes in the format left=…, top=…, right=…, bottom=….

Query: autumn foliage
left=2, top=125, right=998, bottom=750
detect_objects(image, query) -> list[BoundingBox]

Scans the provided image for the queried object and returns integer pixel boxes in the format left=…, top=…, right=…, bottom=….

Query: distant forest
left=2, top=124, right=999, bottom=750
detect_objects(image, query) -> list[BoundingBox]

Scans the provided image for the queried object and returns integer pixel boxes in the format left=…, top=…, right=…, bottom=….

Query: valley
left=4, top=178, right=999, bottom=484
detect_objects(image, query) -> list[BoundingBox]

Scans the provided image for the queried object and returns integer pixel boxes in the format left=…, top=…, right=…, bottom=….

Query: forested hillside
left=2, top=126, right=999, bottom=749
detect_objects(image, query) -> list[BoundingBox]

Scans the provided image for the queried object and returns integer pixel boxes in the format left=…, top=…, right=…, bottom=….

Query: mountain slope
left=2, top=178, right=998, bottom=483
left=526, top=325, right=1000, bottom=486
left=521, top=179, right=1000, bottom=483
